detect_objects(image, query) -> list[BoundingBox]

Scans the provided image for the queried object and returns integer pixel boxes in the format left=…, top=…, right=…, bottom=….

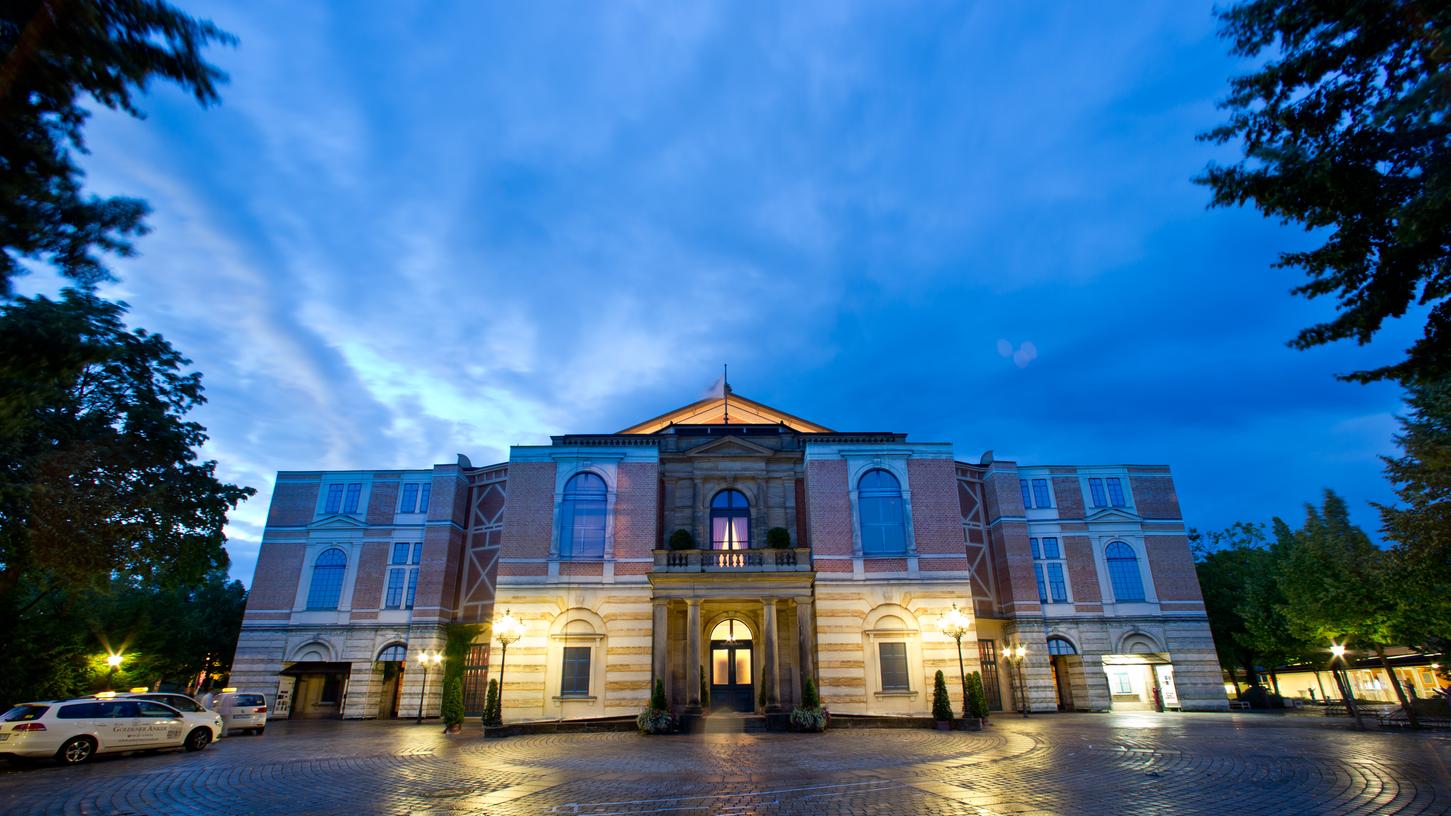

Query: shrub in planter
left=931, top=670, right=954, bottom=728
left=790, top=676, right=827, bottom=732
left=766, top=527, right=791, bottom=549
left=637, top=678, right=675, bottom=735
left=966, top=671, right=990, bottom=722
left=700, top=665, right=710, bottom=709
left=668, top=529, right=696, bottom=551
left=482, top=678, right=501, bottom=728
left=441, top=674, right=465, bottom=732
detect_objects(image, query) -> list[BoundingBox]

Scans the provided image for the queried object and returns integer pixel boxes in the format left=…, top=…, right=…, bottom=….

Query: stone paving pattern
left=1, top=713, right=1448, bottom=815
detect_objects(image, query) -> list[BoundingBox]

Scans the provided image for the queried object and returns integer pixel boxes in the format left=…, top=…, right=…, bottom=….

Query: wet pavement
left=1, top=712, right=1448, bottom=814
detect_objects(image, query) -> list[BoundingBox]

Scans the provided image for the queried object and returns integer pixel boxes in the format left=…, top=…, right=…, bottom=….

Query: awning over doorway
left=279, top=661, right=352, bottom=676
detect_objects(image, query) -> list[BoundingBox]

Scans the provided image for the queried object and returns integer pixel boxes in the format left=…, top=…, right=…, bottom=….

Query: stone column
left=762, top=599, right=781, bottom=712
left=685, top=599, right=702, bottom=713
left=652, top=599, right=670, bottom=702
left=796, top=598, right=816, bottom=691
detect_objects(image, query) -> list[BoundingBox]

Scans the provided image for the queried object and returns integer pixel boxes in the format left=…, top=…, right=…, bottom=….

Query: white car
left=0, top=698, right=217, bottom=765
left=117, top=693, right=225, bottom=742
left=209, top=691, right=269, bottom=736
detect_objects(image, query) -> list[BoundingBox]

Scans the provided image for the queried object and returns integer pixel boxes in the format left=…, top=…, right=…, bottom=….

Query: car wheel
left=255, top=728, right=265, bottom=736
left=184, top=728, right=212, bottom=752
left=57, top=736, right=96, bottom=765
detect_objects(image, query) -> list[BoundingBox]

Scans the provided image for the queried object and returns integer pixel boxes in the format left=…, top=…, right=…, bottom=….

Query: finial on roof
left=723, top=363, right=730, bottom=424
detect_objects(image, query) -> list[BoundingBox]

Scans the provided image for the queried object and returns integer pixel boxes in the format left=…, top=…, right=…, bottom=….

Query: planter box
left=934, top=720, right=952, bottom=731
left=958, top=718, right=983, bottom=731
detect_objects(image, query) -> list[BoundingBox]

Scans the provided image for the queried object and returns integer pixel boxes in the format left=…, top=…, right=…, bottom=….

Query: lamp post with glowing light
left=1330, top=643, right=1365, bottom=730
left=105, top=653, right=123, bottom=689
left=415, top=650, right=442, bottom=724
left=494, top=609, right=525, bottom=725
left=1008, top=644, right=1030, bottom=717
left=940, top=603, right=971, bottom=718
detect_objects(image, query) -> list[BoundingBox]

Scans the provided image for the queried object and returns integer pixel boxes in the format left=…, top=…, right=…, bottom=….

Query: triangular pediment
left=308, top=513, right=368, bottom=530
left=1085, top=507, right=1142, bottom=523
left=685, top=435, right=777, bottom=457
left=619, top=392, right=832, bottom=434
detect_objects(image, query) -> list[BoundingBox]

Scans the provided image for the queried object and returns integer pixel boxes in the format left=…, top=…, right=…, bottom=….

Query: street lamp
left=414, top=650, right=443, bottom=724
left=106, top=653, right=123, bottom=689
left=494, top=609, right=525, bottom=725
left=1009, top=644, right=1030, bottom=718
left=1329, top=642, right=1365, bottom=730
left=940, top=603, right=971, bottom=718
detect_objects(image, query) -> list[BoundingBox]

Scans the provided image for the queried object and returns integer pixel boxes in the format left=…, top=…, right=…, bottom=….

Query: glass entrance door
left=709, top=619, right=753, bottom=712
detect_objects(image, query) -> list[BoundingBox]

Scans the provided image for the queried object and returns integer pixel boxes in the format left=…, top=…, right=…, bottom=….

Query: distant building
left=230, top=392, right=1228, bottom=721
left=1257, top=649, right=1447, bottom=705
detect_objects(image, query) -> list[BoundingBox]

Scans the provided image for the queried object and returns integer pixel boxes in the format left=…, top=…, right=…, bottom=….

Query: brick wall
left=243, top=541, right=305, bottom=617
left=1144, top=534, right=1204, bottom=603
left=909, top=459, right=964, bottom=571
left=613, top=462, right=659, bottom=558
left=1052, top=475, right=1085, bottom=518
left=500, top=462, right=556, bottom=559
left=807, top=460, right=851, bottom=557
left=265, top=479, right=319, bottom=527
left=1129, top=470, right=1181, bottom=519
left=1063, top=535, right=1102, bottom=603
left=349, top=540, right=389, bottom=618
left=366, top=476, right=400, bottom=524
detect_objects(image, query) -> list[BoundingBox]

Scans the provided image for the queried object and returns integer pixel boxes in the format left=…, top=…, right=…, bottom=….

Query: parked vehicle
left=209, top=690, right=269, bottom=735
left=0, top=698, right=215, bottom=765
left=108, top=693, right=225, bottom=743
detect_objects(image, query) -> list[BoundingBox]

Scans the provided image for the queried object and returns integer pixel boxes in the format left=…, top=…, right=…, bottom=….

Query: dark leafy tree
left=1199, top=0, right=1451, bottom=384
left=1193, top=523, right=1271, bottom=691
left=0, top=0, right=233, bottom=294
left=0, top=291, right=253, bottom=614
left=1378, top=376, right=1451, bottom=680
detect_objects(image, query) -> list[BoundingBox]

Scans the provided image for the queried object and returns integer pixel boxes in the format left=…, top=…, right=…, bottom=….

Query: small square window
left=390, top=543, right=410, bottom=565
left=1041, top=537, right=1060, bottom=559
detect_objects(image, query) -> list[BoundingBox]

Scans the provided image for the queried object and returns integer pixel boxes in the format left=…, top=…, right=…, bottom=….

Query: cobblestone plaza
left=2, top=714, right=1448, bottom=815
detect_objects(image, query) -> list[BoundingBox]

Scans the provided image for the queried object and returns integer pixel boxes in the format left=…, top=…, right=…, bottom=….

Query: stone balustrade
left=652, top=547, right=812, bottom=573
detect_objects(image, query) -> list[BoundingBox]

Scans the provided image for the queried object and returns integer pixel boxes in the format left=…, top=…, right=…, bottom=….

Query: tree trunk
left=1332, top=667, right=1366, bottom=730
left=1269, top=670, right=1281, bottom=696
left=1375, top=644, right=1420, bottom=729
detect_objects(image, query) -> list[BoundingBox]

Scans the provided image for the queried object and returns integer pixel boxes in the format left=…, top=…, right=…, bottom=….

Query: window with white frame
left=561, top=646, right=591, bottom=696
left=1031, top=537, right=1069, bottom=603
left=1020, top=477, right=1052, bottom=509
left=560, top=473, right=607, bottom=558
left=858, top=469, right=907, bottom=556
left=323, top=482, right=364, bottom=515
left=399, top=482, right=432, bottom=514
left=878, top=642, right=911, bottom=691
left=306, top=548, right=347, bottom=609
left=1088, top=477, right=1128, bottom=509
left=1105, top=541, right=1146, bottom=602
left=384, top=543, right=422, bottom=609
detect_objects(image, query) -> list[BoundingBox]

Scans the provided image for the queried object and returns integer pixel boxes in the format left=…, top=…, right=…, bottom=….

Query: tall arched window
left=306, top=548, right=347, bottom=609
left=560, top=473, right=607, bottom=558
left=711, top=490, right=750, bottom=550
left=858, top=469, right=907, bottom=556
left=1105, top=541, right=1146, bottom=602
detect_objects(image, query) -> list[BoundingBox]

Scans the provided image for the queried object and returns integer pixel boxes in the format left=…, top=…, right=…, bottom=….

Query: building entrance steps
left=700, top=711, right=767, bottom=734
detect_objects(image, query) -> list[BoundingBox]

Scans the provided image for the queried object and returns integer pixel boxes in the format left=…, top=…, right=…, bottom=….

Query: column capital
left=686, top=598, right=702, bottom=608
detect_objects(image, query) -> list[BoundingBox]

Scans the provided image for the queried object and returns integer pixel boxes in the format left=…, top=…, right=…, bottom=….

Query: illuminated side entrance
left=710, top=618, right=753, bottom=712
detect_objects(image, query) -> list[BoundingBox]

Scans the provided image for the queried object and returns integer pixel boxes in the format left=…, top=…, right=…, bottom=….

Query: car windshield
left=1, top=705, right=47, bottom=722
left=234, top=694, right=265, bottom=707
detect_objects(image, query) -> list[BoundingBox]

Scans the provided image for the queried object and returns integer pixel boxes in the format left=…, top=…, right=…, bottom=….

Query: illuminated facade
left=230, top=392, right=1228, bottom=721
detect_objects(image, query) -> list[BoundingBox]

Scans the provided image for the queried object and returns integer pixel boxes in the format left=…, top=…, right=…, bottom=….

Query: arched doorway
left=709, top=618, right=753, bottom=712
left=376, top=643, right=406, bottom=718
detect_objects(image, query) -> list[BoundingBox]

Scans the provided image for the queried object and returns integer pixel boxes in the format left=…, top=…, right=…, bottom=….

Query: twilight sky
left=17, top=1, right=1418, bottom=585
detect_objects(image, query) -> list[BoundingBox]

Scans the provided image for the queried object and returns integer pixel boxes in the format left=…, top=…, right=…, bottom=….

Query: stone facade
left=231, top=393, right=1228, bottom=722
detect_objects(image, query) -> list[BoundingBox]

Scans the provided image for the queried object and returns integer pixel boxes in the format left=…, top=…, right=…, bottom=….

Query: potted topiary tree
left=637, top=678, right=674, bottom=734
left=962, top=671, right=989, bottom=731
left=931, top=670, right=954, bottom=731
left=441, top=673, right=465, bottom=734
left=789, top=676, right=827, bottom=732
left=766, top=527, right=791, bottom=549
left=668, top=529, right=696, bottom=551
left=481, top=678, right=502, bottom=733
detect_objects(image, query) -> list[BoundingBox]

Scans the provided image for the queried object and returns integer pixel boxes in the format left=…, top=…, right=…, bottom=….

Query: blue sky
left=18, top=1, right=1417, bottom=584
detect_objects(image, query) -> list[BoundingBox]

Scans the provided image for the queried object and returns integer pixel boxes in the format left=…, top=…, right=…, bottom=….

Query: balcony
left=651, top=547, right=812, bottom=573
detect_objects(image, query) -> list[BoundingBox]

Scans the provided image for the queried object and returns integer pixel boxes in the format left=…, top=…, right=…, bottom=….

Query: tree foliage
left=0, top=0, right=234, bottom=294
left=965, top=671, right=989, bottom=720
left=931, top=669, right=953, bottom=722
left=1277, top=491, right=1394, bottom=648
left=440, top=673, right=464, bottom=728
left=1199, top=0, right=1451, bottom=384
left=481, top=678, right=501, bottom=728
left=1378, top=375, right=1451, bottom=678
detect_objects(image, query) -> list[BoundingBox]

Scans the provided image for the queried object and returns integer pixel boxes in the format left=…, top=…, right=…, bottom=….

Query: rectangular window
left=384, top=569, right=405, bottom=609
left=1113, top=672, right=1133, bottom=694
left=1019, top=479, right=1032, bottom=509
left=1034, top=563, right=1047, bottom=603
left=561, top=646, right=591, bottom=696
left=324, top=484, right=343, bottom=514
left=1046, top=562, right=1068, bottom=603
left=1031, top=479, right=1052, bottom=508
left=399, top=483, right=419, bottom=513
left=1030, top=538, right=1041, bottom=559
left=419, top=483, right=431, bottom=514
left=411, top=542, right=422, bottom=564
left=390, top=543, right=410, bottom=565
left=1088, top=478, right=1107, bottom=507
left=1107, top=478, right=1126, bottom=507
left=405, top=567, right=419, bottom=609
left=343, top=483, right=362, bottom=514
left=878, top=642, right=910, bottom=691
left=977, top=639, right=1003, bottom=710
left=1041, top=537, right=1060, bottom=559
